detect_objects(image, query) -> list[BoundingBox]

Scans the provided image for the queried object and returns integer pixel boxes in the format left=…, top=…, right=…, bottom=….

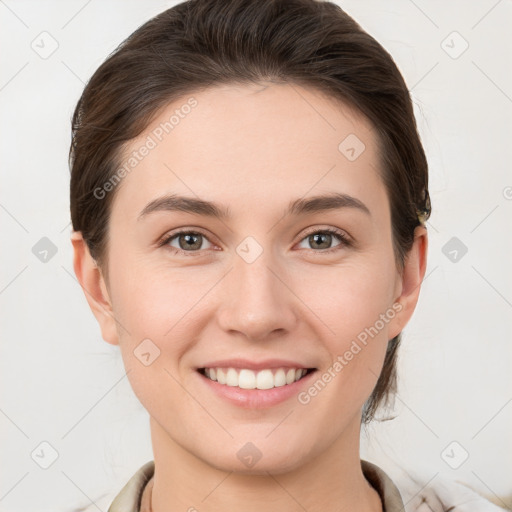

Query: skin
left=71, top=82, right=427, bottom=512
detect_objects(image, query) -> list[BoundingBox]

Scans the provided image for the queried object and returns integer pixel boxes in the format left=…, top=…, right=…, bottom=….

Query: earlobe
left=70, top=231, right=119, bottom=346
left=387, top=226, right=428, bottom=340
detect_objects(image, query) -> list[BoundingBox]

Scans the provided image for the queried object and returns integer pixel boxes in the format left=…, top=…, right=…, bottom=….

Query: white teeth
left=274, top=369, right=286, bottom=387
left=202, top=367, right=310, bottom=389
left=217, top=368, right=227, bottom=384
left=226, top=368, right=238, bottom=387
left=238, top=369, right=256, bottom=389
left=286, top=368, right=296, bottom=384
left=256, top=369, right=274, bottom=390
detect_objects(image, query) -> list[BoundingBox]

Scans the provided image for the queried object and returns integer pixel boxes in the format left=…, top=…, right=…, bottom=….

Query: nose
left=216, top=249, right=298, bottom=341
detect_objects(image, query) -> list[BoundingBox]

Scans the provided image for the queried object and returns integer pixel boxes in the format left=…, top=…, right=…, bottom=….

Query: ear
left=70, top=231, right=119, bottom=346
left=388, top=225, right=428, bottom=340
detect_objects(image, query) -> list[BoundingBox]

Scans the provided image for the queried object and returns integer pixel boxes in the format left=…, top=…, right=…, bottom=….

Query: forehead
left=109, top=82, right=385, bottom=225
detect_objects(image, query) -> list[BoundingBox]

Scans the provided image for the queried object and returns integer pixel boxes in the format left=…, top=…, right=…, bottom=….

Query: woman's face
left=75, top=82, right=426, bottom=474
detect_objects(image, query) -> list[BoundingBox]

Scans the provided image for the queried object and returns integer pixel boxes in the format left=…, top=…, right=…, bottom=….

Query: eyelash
left=158, top=227, right=352, bottom=257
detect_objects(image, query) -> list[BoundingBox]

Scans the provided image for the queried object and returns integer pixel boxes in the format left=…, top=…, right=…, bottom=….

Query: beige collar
left=109, top=459, right=405, bottom=512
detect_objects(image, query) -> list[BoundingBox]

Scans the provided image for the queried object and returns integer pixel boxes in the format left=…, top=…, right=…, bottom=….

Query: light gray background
left=1, top=1, right=511, bottom=511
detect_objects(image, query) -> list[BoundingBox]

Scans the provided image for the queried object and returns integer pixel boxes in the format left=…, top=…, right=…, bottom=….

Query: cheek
left=109, top=259, right=218, bottom=392
left=109, top=255, right=199, bottom=337
left=111, top=269, right=197, bottom=411
left=296, top=258, right=398, bottom=341
left=292, top=266, right=396, bottom=424
left=294, top=258, right=396, bottom=398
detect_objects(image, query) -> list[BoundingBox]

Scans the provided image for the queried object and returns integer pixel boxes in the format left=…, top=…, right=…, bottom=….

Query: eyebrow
left=137, top=192, right=371, bottom=221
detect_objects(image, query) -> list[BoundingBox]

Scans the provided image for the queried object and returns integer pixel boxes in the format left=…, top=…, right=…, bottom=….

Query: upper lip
left=197, top=358, right=316, bottom=371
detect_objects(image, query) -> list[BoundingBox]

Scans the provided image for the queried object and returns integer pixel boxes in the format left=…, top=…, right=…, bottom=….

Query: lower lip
left=197, top=370, right=317, bottom=409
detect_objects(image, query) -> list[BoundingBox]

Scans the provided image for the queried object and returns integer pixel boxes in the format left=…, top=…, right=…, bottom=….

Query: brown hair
left=69, top=0, right=431, bottom=424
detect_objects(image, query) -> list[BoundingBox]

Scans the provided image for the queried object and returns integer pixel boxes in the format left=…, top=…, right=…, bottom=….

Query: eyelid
left=299, top=225, right=352, bottom=243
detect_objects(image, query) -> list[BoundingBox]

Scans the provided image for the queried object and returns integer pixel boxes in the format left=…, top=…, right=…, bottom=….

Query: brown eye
left=297, top=228, right=351, bottom=252
left=308, top=232, right=334, bottom=250
left=161, top=230, right=214, bottom=255
left=176, top=232, right=203, bottom=250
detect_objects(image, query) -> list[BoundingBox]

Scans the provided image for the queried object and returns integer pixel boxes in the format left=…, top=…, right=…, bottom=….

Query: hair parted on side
left=69, top=0, right=431, bottom=425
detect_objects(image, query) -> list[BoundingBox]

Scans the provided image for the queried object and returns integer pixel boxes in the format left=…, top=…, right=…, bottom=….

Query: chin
left=203, top=440, right=313, bottom=476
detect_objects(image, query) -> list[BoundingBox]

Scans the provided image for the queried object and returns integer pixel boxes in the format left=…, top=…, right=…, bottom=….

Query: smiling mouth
left=198, top=367, right=317, bottom=390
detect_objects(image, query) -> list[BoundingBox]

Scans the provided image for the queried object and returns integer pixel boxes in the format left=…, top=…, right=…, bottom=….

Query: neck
left=148, top=415, right=382, bottom=512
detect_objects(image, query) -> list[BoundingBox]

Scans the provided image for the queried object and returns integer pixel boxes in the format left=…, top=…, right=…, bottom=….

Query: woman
left=69, top=0, right=430, bottom=511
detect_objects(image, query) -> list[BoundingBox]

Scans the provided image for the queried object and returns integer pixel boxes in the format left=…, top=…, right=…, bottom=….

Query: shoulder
left=361, top=458, right=406, bottom=512
left=107, top=460, right=155, bottom=512
left=68, top=461, right=155, bottom=512
left=367, top=460, right=508, bottom=512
